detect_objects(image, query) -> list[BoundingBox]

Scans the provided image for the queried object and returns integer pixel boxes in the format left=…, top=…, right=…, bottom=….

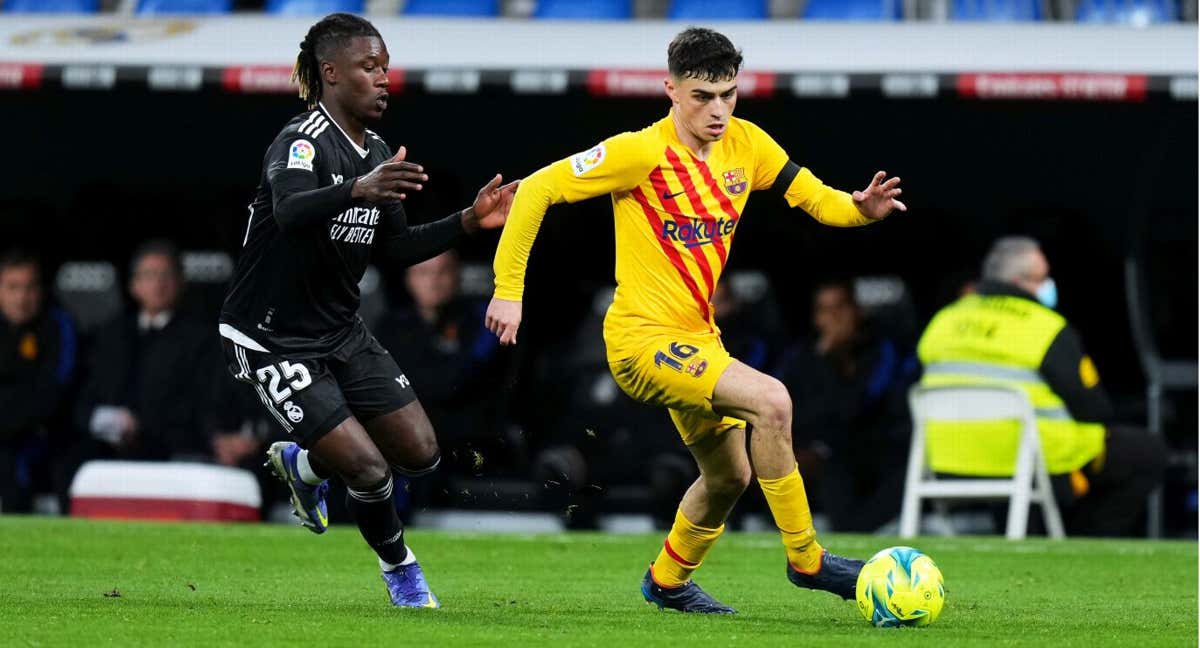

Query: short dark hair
left=130, top=239, right=183, bottom=279
left=0, top=248, right=41, bottom=278
left=667, top=27, right=743, bottom=83
left=293, top=13, right=383, bottom=109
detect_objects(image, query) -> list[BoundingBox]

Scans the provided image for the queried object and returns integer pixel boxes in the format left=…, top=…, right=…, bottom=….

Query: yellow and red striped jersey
left=493, top=111, right=873, bottom=361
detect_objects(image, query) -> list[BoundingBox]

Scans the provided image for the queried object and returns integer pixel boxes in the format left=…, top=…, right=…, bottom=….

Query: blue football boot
left=382, top=560, right=441, bottom=609
left=786, top=550, right=864, bottom=600
left=641, top=565, right=736, bottom=614
left=265, top=441, right=329, bottom=534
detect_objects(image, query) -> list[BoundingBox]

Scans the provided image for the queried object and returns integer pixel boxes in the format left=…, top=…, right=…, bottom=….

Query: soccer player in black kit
left=219, top=14, right=517, bottom=609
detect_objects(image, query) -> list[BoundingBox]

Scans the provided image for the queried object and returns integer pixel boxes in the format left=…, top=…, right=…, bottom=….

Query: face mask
left=1036, top=277, right=1057, bottom=309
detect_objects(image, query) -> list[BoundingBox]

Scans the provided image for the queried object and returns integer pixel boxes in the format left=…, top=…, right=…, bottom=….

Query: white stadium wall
left=0, top=17, right=1194, bottom=100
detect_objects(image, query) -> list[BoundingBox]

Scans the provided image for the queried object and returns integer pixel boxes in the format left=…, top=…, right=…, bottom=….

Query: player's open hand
left=485, top=297, right=522, bottom=345
left=852, top=171, right=906, bottom=220
left=351, top=145, right=428, bottom=203
left=462, top=174, right=521, bottom=234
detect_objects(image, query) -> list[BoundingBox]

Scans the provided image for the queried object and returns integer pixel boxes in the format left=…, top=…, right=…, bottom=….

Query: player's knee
left=392, top=444, right=441, bottom=477
left=342, top=452, right=390, bottom=489
left=755, top=379, right=793, bottom=432
left=707, top=466, right=752, bottom=500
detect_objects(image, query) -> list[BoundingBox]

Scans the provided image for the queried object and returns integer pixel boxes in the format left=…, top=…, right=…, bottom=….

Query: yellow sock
left=758, top=466, right=824, bottom=573
left=651, top=509, right=724, bottom=588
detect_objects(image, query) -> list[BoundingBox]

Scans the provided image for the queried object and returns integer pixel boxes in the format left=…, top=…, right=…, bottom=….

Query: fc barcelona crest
left=722, top=168, right=748, bottom=195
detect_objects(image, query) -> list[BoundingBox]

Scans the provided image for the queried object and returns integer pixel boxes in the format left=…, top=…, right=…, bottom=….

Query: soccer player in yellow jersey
left=487, top=28, right=906, bottom=613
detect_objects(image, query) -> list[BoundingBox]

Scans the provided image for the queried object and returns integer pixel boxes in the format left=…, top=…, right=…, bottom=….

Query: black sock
left=346, top=475, right=408, bottom=566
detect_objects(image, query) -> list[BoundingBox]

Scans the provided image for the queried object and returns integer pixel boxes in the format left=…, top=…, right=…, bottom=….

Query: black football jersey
left=220, top=105, right=427, bottom=356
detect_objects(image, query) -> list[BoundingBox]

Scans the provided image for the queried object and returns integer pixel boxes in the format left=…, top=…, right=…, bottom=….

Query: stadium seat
left=1076, top=0, right=1176, bottom=23
left=2, top=0, right=98, bottom=12
left=266, top=0, right=363, bottom=14
left=802, top=0, right=901, bottom=19
left=180, top=250, right=234, bottom=322
left=900, top=385, right=1066, bottom=540
left=404, top=0, right=500, bottom=16
left=54, top=261, right=122, bottom=335
left=952, top=0, right=1041, bottom=20
left=136, top=0, right=231, bottom=13
left=668, top=0, right=769, bottom=19
left=534, top=0, right=632, bottom=19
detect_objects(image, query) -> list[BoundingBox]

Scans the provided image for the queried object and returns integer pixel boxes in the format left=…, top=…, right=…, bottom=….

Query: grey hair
left=981, top=236, right=1042, bottom=282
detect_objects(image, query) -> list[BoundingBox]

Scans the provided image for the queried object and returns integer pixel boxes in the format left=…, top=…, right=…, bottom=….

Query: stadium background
left=0, top=7, right=1195, bottom=537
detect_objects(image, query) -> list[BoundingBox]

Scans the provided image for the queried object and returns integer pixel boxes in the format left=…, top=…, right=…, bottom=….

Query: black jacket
left=0, top=307, right=77, bottom=443
left=76, top=312, right=219, bottom=459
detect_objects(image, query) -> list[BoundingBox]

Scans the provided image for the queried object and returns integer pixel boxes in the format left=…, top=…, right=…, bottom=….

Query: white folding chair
left=900, top=385, right=1065, bottom=540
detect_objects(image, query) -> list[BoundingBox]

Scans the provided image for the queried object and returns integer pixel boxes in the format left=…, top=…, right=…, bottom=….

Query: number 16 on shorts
left=654, top=341, right=709, bottom=378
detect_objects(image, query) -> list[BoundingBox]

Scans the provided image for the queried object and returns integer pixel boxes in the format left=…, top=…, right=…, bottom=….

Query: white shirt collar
left=138, top=311, right=172, bottom=331
left=318, top=102, right=369, bottom=159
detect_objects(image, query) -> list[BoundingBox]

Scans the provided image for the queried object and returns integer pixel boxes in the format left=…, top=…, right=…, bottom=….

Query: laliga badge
left=288, top=139, right=315, bottom=171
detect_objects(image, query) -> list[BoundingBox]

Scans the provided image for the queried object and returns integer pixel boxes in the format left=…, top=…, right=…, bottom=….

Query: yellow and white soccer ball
left=855, top=546, right=945, bottom=628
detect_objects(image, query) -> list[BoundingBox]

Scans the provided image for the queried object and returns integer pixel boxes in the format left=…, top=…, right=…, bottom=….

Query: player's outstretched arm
left=747, top=122, right=904, bottom=227
left=379, top=173, right=518, bottom=267
left=777, top=165, right=905, bottom=228
left=271, top=146, right=425, bottom=232
left=851, top=170, right=906, bottom=220
left=487, top=132, right=658, bottom=346
left=461, top=174, right=521, bottom=234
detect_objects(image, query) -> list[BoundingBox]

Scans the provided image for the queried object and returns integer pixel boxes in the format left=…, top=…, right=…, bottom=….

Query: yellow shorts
left=608, top=331, right=745, bottom=446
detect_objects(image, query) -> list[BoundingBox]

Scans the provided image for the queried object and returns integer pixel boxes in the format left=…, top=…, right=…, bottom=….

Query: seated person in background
left=918, top=236, right=1166, bottom=537
left=709, top=281, right=783, bottom=372
left=0, top=250, right=77, bottom=513
left=74, top=240, right=219, bottom=461
left=775, top=278, right=916, bottom=532
left=376, top=251, right=507, bottom=482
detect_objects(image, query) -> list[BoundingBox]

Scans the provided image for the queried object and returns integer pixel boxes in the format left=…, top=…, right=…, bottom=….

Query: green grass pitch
left=1, top=517, right=1194, bottom=646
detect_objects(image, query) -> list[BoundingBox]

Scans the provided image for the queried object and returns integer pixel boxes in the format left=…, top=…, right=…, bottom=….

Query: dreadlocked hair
left=667, top=27, right=743, bottom=83
left=293, top=13, right=382, bottom=109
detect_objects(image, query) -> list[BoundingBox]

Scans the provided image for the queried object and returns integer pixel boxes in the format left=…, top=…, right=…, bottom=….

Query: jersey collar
left=318, top=102, right=370, bottom=159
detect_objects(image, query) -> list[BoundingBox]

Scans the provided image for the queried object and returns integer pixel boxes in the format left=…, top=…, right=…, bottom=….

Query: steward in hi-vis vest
left=917, top=282, right=1107, bottom=476
left=916, top=237, right=1166, bottom=537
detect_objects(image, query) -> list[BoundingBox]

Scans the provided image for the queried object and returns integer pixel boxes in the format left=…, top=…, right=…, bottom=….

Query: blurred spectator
left=0, top=250, right=77, bottom=512
left=376, top=251, right=510, bottom=481
left=918, top=236, right=1166, bottom=536
left=710, top=281, right=784, bottom=372
left=73, top=240, right=220, bottom=462
left=775, top=278, right=917, bottom=532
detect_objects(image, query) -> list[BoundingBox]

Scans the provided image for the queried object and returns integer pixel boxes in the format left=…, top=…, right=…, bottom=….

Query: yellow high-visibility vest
left=917, top=294, right=1105, bottom=476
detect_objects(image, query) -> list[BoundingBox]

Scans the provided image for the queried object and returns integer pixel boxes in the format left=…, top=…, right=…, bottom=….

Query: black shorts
left=222, top=324, right=417, bottom=447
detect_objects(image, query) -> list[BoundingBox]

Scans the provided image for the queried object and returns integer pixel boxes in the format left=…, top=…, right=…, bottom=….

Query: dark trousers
left=1053, top=425, right=1168, bottom=537
left=0, top=445, right=31, bottom=513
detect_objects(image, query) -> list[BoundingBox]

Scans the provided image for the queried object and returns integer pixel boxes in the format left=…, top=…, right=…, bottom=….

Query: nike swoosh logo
left=662, top=190, right=686, bottom=200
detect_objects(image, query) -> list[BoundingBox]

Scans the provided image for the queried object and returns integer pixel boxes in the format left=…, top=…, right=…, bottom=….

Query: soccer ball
left=855, top=546, right=945, bottom=628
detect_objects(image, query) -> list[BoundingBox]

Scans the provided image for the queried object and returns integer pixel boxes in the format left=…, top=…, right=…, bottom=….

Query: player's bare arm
left=852, top=170, right=906, bottom=219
